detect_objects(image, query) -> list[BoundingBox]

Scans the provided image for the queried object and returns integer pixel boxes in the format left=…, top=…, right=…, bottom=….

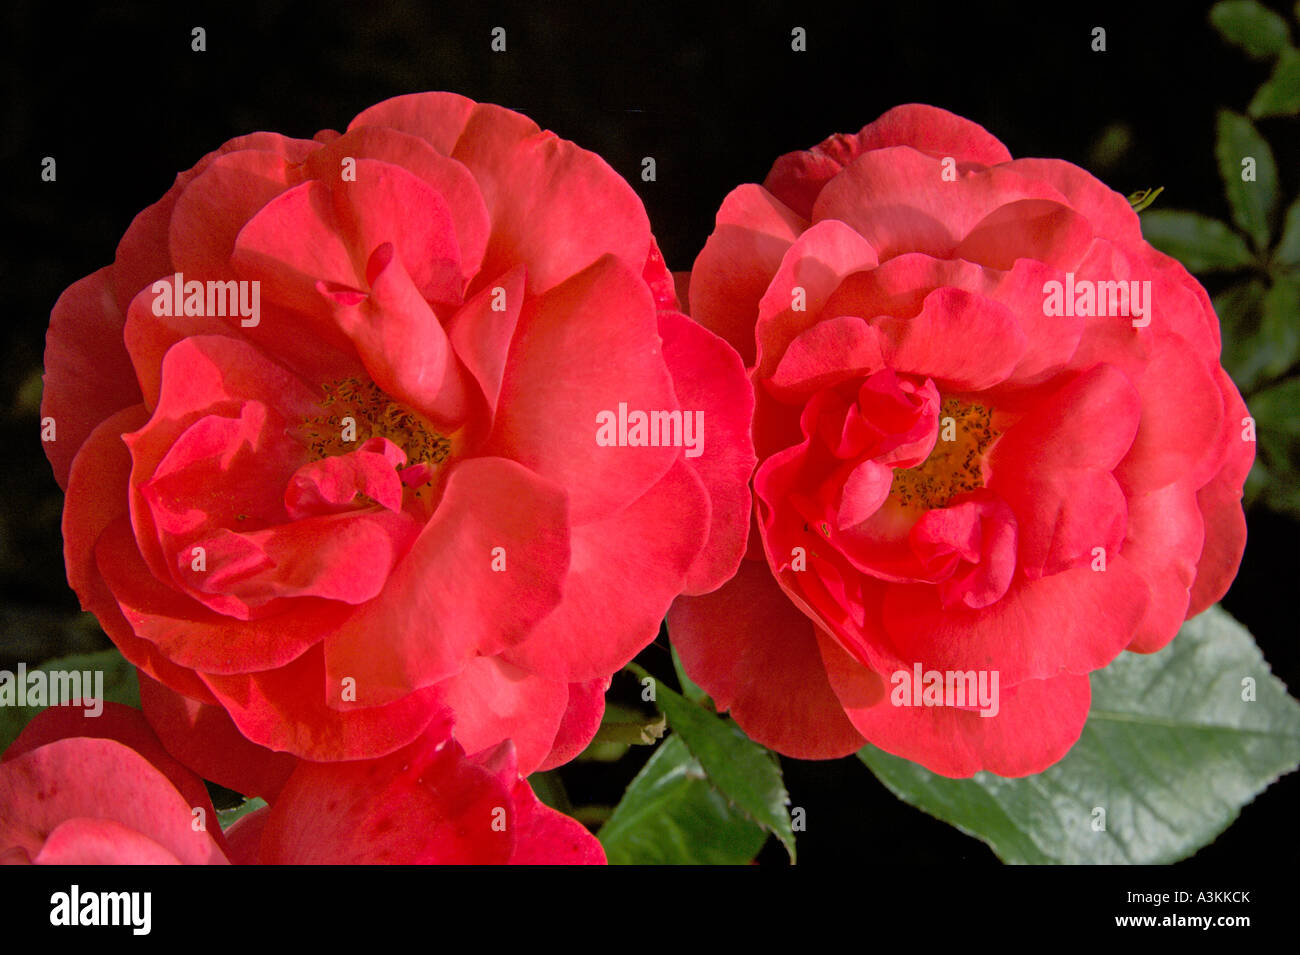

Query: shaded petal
left=689, top=184, right=806, bottom=365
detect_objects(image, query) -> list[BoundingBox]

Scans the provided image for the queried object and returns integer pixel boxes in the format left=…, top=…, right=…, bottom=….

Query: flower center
left=889, top=397, right=999, bottom=510
left=300, top=376, right=452, bottom=467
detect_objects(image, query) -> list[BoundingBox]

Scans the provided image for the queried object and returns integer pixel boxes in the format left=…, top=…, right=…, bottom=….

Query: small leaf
left=630, top=662, right=795, bottom=859
left=1140, top=210, right=1254, bottom=272
left=1216, top=110, right=1279, bottom=249
left=1126, top=186, right=1164, bottom=213
left=598, top=736, right=768, bottom=864
left=1250, top=375, right=1300, bottom=444
left=1259, top=274, right=1300, bottom=378
left=1249, top=375, right=1300, bottom=486
left=858, top=606, right=1300, bottom=864
left=1274, top=196, right=1300, bottom=267
left=1210, top=0, right=1293, bottom=59
left=0, top=648, right=140, bottom=752
left=1214, top=278, right=1271, bottom=391
left=1249, top=46, right=1300, bottom=117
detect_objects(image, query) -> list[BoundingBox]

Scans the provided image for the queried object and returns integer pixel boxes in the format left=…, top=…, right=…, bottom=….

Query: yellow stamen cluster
left=889, top=398, right=999, bottom=510
left=300, top=377, right=452, bottom=466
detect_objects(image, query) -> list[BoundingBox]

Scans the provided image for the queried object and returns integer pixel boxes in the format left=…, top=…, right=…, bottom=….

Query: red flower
left=43, top=92, right=754, bottom=782
left=0, top=704, right=230, bottom=864
left=669, top=105, right=1253, bottom=777
left=1, top=705, right=603, bottom=864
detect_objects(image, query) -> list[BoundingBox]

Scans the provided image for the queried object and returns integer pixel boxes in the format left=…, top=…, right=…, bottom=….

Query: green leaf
left=1259, top=274, right=1300, bottom=378
left=1216, top=110, right=1279, bottom=250
left=1274, top=196, right=1300, bottom=267
left=629, top=662, right=795, bottom=859
left=1214, top=278, right=1272, bottom=391
left=858, top=606, right=1300, bottom=864
left=1139, top=210, right=1254, bottom=272
left=0, top=648, right=141, bottom=752
left=217, top=797, right=267, bottom=832
left=1250, top=46, right=1300, bottom=117
left=598, top=736, right=769, bottom=864
left=671, top=645, right=709, bottom=705
left=1210, top=0, right=1293, bottom=59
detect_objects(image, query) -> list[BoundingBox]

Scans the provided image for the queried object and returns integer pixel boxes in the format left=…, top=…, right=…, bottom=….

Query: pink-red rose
left=1, top=705, right=603, bottom=864
left=43, top=91, right=754, bottom=784
left=669, top=104, right=1253, bottom=777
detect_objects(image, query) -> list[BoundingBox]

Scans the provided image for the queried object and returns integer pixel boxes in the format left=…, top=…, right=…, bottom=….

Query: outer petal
left=507, top=779, right=605, bottom=865
left=258, top=733, right=513, bottom=864
left=502, top=459, right=709, bottom=684
left=764, top=103, right=1013, bottom=219
left=659, top=310, right=757, bottom=595
left=42, top=268, right=143, bottom=489
left=689, top=184, right=806, bottom=365
left=1188, top=371, right=1253, bottom=615
left=0, top=736, right=228, bottom=865
left=3, top=703, right=221, bottom=834
left=535, top=677, right=610, bottom=772
left=839, top=665, right=1093, bottom=778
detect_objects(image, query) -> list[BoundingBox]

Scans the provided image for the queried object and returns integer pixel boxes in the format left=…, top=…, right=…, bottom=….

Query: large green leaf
left=1250, top=46, right=1300, bottom=117
left=0, top=648, right=140, bottom=752
left=598, top=736, right=768, bottom=864
left=629, top=662, right=795, bottom=859
left=1139, top=210, right=1254, bottom=272
left=1216, top=110, right=1279, bottom=249
left=1210, top=0, right=1293, bottom=60
left=858, top=606, right=1300, bottom=864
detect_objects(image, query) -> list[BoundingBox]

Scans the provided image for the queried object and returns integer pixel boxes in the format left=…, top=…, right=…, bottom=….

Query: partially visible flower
left=0, top=704, right=229, bottom=864
left=1, top=703, right=603, bottom=865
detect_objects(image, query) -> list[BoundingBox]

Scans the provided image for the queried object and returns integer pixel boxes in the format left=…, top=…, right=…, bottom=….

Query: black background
left=0, top=0, right=1295, bottom=866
